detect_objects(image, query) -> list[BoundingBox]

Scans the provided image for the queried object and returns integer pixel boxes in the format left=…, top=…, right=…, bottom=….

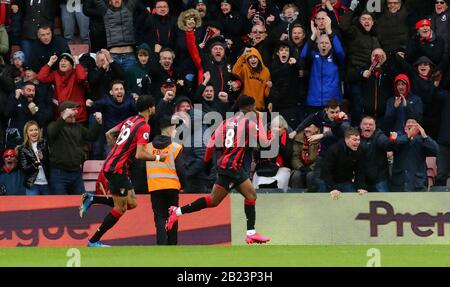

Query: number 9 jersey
left=102, top=115, right=150, bottom=175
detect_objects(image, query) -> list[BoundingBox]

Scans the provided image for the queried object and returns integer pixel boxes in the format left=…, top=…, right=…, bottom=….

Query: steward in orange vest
left=146, top=120, right=185, bottom=245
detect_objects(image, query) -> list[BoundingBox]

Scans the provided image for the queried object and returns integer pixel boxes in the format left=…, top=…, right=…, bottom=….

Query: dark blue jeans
left=335, top=182, right=356, bottom=193
left=26, top=184, right=50, bottom=196
left=111, top=52, right=137, bottom=72
left=367, top=180, right=389, bottom=192
left=50, top=167, right=85, bottom=195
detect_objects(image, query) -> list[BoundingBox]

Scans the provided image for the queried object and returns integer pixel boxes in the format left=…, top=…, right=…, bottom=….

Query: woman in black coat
left=17, top=121, right=50, bottom=195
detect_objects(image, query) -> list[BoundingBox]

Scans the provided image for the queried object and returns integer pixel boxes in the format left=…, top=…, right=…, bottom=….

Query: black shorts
left=215, top=168, right=249, bottom=190
left=104, top=172, right=133, bottom=197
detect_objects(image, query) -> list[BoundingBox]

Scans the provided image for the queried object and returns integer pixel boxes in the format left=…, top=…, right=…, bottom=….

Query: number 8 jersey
left=205, top=113, right=271, bottom=171
left=102, top=115, right=150, bottom=175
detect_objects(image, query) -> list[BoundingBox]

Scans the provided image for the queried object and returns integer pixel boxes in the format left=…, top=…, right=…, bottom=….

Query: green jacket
left=48, top=117, right=102, bottom=171
left=125, top=43, right=152, bottom=95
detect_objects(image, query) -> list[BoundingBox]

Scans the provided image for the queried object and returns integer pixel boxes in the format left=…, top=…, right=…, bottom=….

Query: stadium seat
left=426, top=157, right=437, bottom=191
left=82, top=160, right=104, bottom=192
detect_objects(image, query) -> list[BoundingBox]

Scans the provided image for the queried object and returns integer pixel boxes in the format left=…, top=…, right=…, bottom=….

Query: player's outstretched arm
left=136, top=144, right=168, bottom=161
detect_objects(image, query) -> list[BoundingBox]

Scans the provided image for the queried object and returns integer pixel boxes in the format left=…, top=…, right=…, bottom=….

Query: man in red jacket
left=36, top=53, right=88, bottom=123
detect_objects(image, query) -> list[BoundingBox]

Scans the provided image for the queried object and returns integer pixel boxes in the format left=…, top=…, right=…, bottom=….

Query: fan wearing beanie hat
left=36, top=52, right=88, bottom=123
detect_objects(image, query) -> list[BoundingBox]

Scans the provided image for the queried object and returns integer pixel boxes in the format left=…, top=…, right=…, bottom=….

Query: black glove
left=203, top=160, right=213, bottom=175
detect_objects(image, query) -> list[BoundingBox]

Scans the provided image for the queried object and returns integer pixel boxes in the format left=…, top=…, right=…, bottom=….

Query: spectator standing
left=384, top=74, right=423, bottom=133
left=86, top=80, right=137, bottom=159
left=125, top=43, right=152, bottom=97
left=359, top=116, right=392, bottom=192
left=83, top=0, right=107, bottom=52
left=268, top=40, right=305, bottom=129
left=4, top=82, right=53, bottom=149
left=376, top=0, right=409, bottom=55
left=95, top=0, right=138, bottom=71
left=20, top=0, right=57, bottom=63
left=17, top=121, right=50, bottom=195
left=37, top=53, right=89, bottom=123
left=406, top=19, right=448, bottom=81
left=60, top=0, right=90, bottom=44
left=322, top=127, right=368, bottom=199
left=87, top=49, right=126, bottom=101
left=28, top=25, right=71, bottom=73
left=301, top=21, right=345, bottom=113
left=390, top=118, right=439, bottom=191
left=140, top=0, right=177, bottom=51
left=232, top=47, right=271, bottom=111
left=47, top=101, right=102, bottom=195
left=340, top=6, right=380, bottom=126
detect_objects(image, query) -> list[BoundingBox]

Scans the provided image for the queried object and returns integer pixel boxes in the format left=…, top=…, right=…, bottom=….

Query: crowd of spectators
left=0, top=0, right=449, bottom=196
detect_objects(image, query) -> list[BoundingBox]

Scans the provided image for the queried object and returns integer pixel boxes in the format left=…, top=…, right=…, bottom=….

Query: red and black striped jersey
left=205, top=113, right=271, bottom=171
left=102, top=115, right=150, bottom=175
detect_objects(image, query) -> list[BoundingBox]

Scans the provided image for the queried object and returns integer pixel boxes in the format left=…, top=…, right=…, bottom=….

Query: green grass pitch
left=1, top=245, right=450, bottom=267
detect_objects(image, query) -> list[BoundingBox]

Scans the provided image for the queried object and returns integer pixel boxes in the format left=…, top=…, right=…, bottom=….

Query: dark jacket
left=4, top=93, right=54, bottom=149
left=384, top=74, right=423, bottom=132
left=321, top=139, right=366, bottom=191
left=87, top=61, right=126, bottom=101
left=125, top=43, right=152, bottom=95
left=182, top=107, right=216, bottom=185
left=141, top=13, right=177, bottom=50
left=18, top=139, right=50, bottom=188
left=95, top=0, right=138, bottom=48
left=391, top=133, right=439, bottom=191
left=83, top=0, right=107, bottom=52
left=47, top=117, right=102, bottom=171
left=193, top=84, right=231, bottom=117
left=20, top=0, right=57, bottom=40
left=359, top=65, right=394, bottom=120
left=268, top=54, right=305, bottom=110
left=437, top=89, right=450, bottom=146
left=406, top=32, right=448, bottom=74
left=0, top=64, right=15, bottom=148
left=28, top=35, right=70, bottom=73
left=0, top=166, right=25, bottom=195
left=376, top=4, right=409, bottom=54
left=394, top=54, right=442, bottom=139
left=89, top=94, right=137, bottom=131
left=359, top=129, right=392, bottom=184
left=340, top=9, right=380, bottom=81
left=151, top=134, right=186, bottom=189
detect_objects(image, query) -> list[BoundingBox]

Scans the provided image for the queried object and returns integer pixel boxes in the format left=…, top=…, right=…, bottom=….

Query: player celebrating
left=79, top=95, right=167, bottom=247
left=166, top=95, right=275, bottom=244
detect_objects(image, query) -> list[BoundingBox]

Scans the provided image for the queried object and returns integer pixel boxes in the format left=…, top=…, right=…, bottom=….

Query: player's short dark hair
left=344, top=127, right=360, bottom=138
left=136, top=95, right=155, bottom=112
left=235, top=95, right=255, bottom=110
left=325, top=98, right=340, bottom=109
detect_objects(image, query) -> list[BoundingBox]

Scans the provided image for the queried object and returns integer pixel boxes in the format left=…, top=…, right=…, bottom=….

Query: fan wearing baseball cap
left=0, top=149, right=26, bottom=195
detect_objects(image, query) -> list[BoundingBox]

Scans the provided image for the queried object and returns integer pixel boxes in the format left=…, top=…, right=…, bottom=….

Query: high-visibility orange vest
left=146, top=142, right=183, bottom=192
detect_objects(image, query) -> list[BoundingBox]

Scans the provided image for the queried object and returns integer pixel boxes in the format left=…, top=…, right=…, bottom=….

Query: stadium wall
left=231, top=193, right=450, bottom=245
left=0, top=195, right=231, bottom=247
